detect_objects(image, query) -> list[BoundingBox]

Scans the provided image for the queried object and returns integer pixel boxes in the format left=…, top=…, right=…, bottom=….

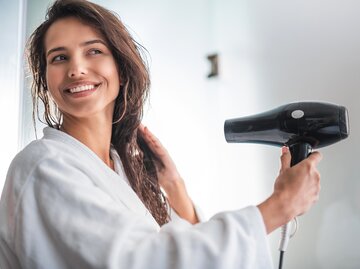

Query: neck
left=61, top=113, right=114, bottom=169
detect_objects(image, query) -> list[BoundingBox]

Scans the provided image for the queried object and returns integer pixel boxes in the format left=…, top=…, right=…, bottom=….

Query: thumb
left=280, top=146, right=291, bottom=173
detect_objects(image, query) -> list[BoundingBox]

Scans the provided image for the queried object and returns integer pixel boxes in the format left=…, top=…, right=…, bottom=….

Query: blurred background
left=1, top=0, right=359, bottom=268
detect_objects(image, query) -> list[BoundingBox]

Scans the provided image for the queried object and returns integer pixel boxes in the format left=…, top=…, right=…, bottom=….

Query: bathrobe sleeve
left=9, top=155, right=273, bottom=269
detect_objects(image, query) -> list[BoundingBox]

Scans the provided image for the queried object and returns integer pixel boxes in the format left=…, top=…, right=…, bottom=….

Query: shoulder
left=2, top=138, right=68, bottom=207
left=8, top=136, right=65, bottom=178
left=0, top=136, right=69, bottom=244
left=8, top=127, right=93, bottom=178
left=4, top=129, right=96, bottom=201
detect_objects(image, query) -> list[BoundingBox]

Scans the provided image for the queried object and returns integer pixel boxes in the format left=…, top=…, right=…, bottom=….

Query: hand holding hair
left=138, top=124, right=199, bottom=224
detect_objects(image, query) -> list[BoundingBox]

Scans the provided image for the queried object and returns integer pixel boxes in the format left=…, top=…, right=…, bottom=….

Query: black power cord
left=278, top=251, right=285, bottom=269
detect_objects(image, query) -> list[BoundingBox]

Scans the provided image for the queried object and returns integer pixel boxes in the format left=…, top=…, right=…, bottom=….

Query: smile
left=65, top=83, right=101, bottom=94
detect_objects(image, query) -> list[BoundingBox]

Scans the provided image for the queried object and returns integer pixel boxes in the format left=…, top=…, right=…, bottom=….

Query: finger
left=139, top=125, right=156, bottom=144
left=306, top=151, right=322, bottom=166
left=143, top=128, right=177, bottom=172
left=138, top=124, right=156, bottom=147
left=143, top=127, right=167, bottom=156
left=280, top=146, right=291, bottom=173
left=138, top=123, right=145, bottom=133
left=144, top=127, right=160, bottom=144
left=313, top=186, right=321, bottom=203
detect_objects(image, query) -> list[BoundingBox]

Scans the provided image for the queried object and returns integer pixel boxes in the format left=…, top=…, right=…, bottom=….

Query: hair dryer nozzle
left=339, top=106, right=350, bottom=139
left=224, top=102, right=350, bottom=149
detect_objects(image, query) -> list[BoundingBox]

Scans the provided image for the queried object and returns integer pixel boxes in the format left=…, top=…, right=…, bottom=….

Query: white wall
left=19, top=0, right=360, bottom=268
left=0, top=0, right=26, bottom=192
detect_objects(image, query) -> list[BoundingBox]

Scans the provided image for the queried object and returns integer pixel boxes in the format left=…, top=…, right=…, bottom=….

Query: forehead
left=44, top=17, right=104, bottom=50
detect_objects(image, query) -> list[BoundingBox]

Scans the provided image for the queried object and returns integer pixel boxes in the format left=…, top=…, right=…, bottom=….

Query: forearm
left=257, top=194, right=293, bottom=234
left=165, top=179, right=199, bottom=224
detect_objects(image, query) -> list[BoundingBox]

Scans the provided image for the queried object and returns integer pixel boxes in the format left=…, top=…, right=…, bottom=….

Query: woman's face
left=44, top=17, right=120, bottom=121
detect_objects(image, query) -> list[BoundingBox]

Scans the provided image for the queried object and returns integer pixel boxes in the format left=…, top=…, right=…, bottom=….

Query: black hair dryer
left=224, top=101, right=350, bottom=267
left=224, top=101, right=349, bottom=166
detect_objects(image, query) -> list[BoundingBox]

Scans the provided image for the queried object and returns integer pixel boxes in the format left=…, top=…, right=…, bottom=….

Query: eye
left=88, top=49, right=102, bottom=55
left=51, top=54, right=67, bottom=63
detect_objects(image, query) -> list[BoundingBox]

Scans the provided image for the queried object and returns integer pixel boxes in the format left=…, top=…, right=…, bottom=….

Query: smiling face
left=44, top=17, right=120, bottom=122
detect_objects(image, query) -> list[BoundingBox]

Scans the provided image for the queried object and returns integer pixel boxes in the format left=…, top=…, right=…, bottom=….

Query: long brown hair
left=27, top=0, right=169, bottom=226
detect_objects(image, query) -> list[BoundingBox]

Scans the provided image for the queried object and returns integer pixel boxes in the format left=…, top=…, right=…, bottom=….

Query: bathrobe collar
left=42, top=127, right=158, bottom=227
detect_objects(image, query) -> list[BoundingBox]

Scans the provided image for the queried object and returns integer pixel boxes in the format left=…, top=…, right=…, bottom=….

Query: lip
left=62, top=80, right=101, bottom=92
left=65, top=84, right=101, bottom=99
left=62, top=81, right=102, bottom=99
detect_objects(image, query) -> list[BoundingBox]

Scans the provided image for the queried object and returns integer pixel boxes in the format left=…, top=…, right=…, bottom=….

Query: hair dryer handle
left=289, top=143, right=312, bottom=167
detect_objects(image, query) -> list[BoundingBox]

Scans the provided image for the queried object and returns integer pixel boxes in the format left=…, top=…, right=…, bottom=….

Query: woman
left=0, top=0, right=321, bottom=268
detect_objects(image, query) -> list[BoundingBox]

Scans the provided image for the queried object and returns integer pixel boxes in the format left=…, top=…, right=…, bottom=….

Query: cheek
left=45, top=67, right=62, bottom=98
left=46, top=67, right=56, bottom=88
left=102, top=61, right=120, bottom=90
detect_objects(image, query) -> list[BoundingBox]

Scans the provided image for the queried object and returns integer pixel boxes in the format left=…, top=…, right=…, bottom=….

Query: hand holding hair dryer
left=224, top=101, right=350, bottom=268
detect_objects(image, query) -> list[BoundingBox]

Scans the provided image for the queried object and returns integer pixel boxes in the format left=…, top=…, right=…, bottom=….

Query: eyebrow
left=46, top=39, right=107, bottom=57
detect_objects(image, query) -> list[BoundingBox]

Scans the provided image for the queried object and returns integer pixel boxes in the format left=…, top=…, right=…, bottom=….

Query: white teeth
left=68, top=84, right=96, bottom=93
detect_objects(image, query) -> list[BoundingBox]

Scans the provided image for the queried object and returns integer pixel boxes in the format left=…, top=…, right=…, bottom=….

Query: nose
left=67, top=56, right=88, bottom=78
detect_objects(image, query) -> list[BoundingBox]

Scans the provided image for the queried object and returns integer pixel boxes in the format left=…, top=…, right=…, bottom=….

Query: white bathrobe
left=0, top=127, right=273, bottom=269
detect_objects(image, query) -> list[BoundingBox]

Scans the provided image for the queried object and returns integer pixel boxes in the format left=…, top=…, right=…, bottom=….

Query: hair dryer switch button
left=291, top=110, right=305, bottom=119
